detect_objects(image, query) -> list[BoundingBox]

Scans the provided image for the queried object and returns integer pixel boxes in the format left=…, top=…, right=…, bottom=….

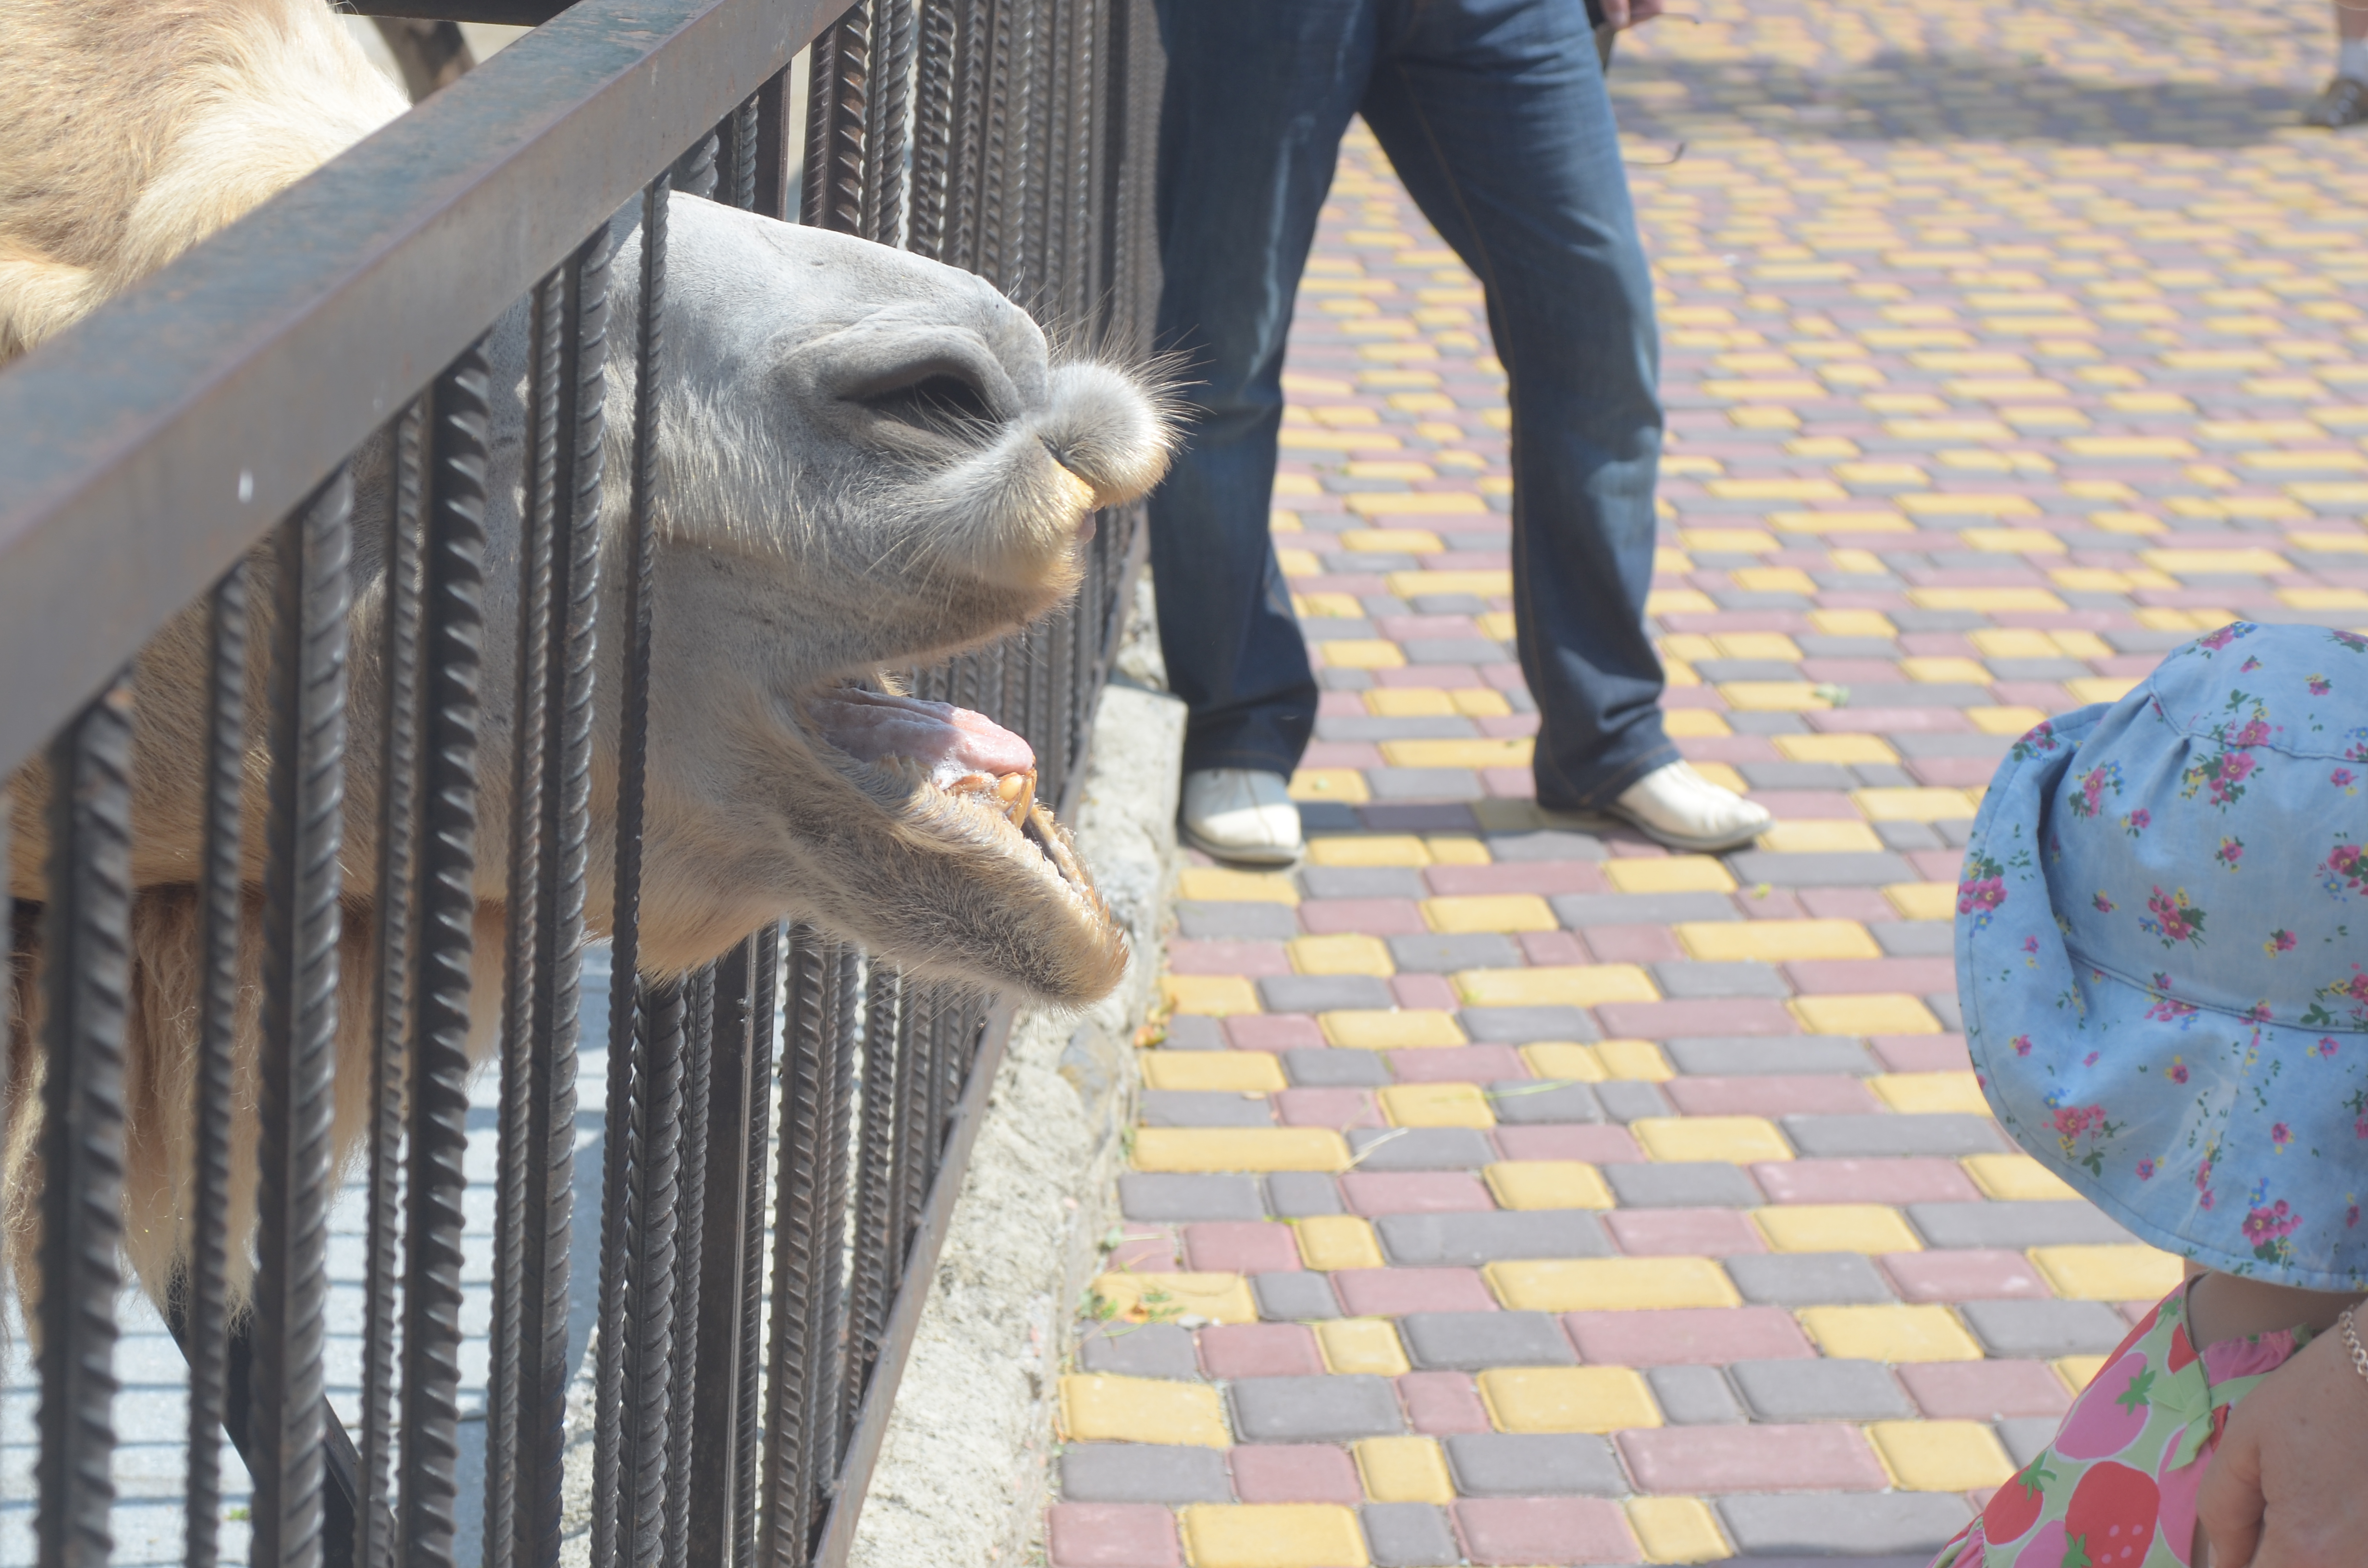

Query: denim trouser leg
left=1361, top=0, right=1675, bottom=809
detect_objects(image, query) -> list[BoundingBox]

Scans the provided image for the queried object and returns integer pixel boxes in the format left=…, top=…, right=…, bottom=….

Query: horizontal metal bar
left=0, top=0, right=839, bottom=777
left=345, top=1, right=575, bottom=23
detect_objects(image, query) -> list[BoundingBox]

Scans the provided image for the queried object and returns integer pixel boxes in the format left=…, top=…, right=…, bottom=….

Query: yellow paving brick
left=1520, top=1042, right=1607, bottom=1082
left=1681, top=529, right=1780, bottom=555
left=2066, top=676, right=2142, bottom=705
left=1789, top=994, right=1943, bottom=1036
left=1295, top=1215, right=1387, bottom=1271
left=1454, top=683, right=1515, bottom=714
left=2280, top=587, right=2368, bottom=610
left=1811, top=608, right=1900, bottom=636
left=1719, top=681, right=1833, bottom=711
left=1870, top=1421, right=2015, bottom=1493
left=1424, top=894, right=1558, bottom=933
left=1322, top=639, right=1408, bottom=669
left=1963, top=1153, right=2081, bottom=1202
left=1278, top=549, right=1323, bottom=577
left=1663, top=708, right=1733, bottom=737
left=1318, top=1318, right=1412, bottom=1376
left=1140, top=1052, right=1289, bottom=1093
left=1342, top=528, right=1445, bottom=553
left=1758, top=820, right=1887, bottom=853
left=1754, top=1204, right=1924, bottom=1255
left=1632, top=1116, right=1792, bottom=1164
left=1706, top=478, right=1848, bottom=502
left=1485, top=1161, right=1616, bottom=1211
left=2029, top=1245, right=2184, bottom=1302
left=2054, top=1355, right=2109, bottom=1395
left=1596, top=1040, right=1676, bottom=1081
left=1366, top=688, right=1455, bottom=717
left=1712, top=631, right=1805, bottom=662
left=1647, top=589, right=1720, bottom=616
left=1380, top=1082, right=1495, bottom=1128
left=1627, top=1497, right=1731, bottom=1564
left=1676, top=919, right=1880, bottom=963
left=1970, top=628, right=2060, bottom=660
left=2142, top=547, right=2293, bottom=576
left=1455, top=965, right=1659, bottom=1008
left=1179, top=868, right=1301, bottom=904
left=1902, top=657, right=1994, bottom=685
left=1289, top=933, right=1396, bottom=977
left=1320, top=1010, right=1466, bottom=1049
left=1134, top=1128, right=1351, bottom=1173
left=1733, top=567, right=1819, bottom=595
left=1961, top=528, right=2066, bottom=555
left=1289, top=769, right=1371, bottom=804
left=1486, top=1258, right=1739, bottom=1312
left=1798, top=1305, right=1983, bottom=1362
left=1387, top=569, right=1511, bottom=598
left=1354, top=1437, right=1455, bottom=1504
left=1092, top=1273, right=1262, bottom=1327
left=1885, top=882, right=1958, bottom=921
left=1163, top=976, right=1265, bottom=1016
left=1350, top=490, right=1485, bottom=515
left=1061, top=1374, right=1232, bottom=1448
left=1772, top=733, right=1899, bottom=764
left=1307, top=834, right=1431, bottom=866
left=1970, top=705, right=2050, bottom=735
left=1478, top=1366, right=1662, bottom=1433
left=1854, top=787, right=1979, bottom=821
left=1427, top=834, right=1492, bottom=864
left=1180, top=1504, right=1371, bottom=1568
left=1603, top=856, right=1737, bottom=894
left=1378, top=737, right=1532, bottom=768
left=1872, top=1072, right=1990, bottom=1115
left=1906, top=587, right=2068, bottom=612
left=1295, top=591, right=1367, bottom=619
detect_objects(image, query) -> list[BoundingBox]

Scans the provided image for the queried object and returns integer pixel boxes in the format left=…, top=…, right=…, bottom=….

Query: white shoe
left=1604, top=760, right=1772, bottom=854
left=1181, top=768, right=1304, bottom=866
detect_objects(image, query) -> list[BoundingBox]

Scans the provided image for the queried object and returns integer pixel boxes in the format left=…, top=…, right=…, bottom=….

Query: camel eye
left=861, top=369, right=999, bottom=440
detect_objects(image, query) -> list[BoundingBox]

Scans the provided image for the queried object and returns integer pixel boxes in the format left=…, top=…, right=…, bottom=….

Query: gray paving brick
left=1077, top=1324, right=1201, bottom=1380
left=1259, top=974, right=1394, bottom=1013
left=1729, top=1359, right=1914, bottom=1421
left=1482, top=830, right=1608, bottom=862
left=1321, top=714, right=1477, bottom=741
left=1695, top=659, right=1805, bottom=682
left=1997, top=1417, right=2063, bottom=1466
left=1303, top=866, right=1431, bottom=899
left=1603, top=1161, right=1763, bottom=1209
left=1595, top=1081, right=1674, bottom=1123
left=1906, top=1200, right=2136, bottom=1249
left=1406, top=637, right=1507, bottom=665
left=1459, top=1005, right=1598, bottom=1043
left=1718, top=1493, right=1972, bottom=1556
left=1664, top=1036, right=1876, bottom=1076
left=1369, top=768, right=1484, bottom=801
left=1854, top=761, right=1917, bottom=788
left=1872, top=921, right=1954, bottom=957
left=1231, top=1375, right=1404, bottom=1441
left=1647, top=1365, right=1746, bottom=1425
left=1320, top=666, right=1375, bottom=692
left=1443, top=1434, right=1626, bottom=1497
left=1894, top=733, right=2013, bottom=760
left=1936, top=817, right=1974, bottom=848
left=1285, top=1048, right=1390, bottom=1087
left=1727, top=850, right=1921, bottom=888
left=1795, top=636, right=1898, bottom=659
left=1988, top=657, right=2093, bottom=681
left=1141, top=1090, right=1274, bottom=1127
left=1651, top=960, right=1791, bottom=999
left=1889, top=607, right=1989, bottom=633
left=1928, top=992, right=1966, bottom=1031
left=1725, top=1251, right=1897, bottom=1306
left=1727, top=710, right=1810, bottom=734
left=1159, top=1014, right=1228, bottom=1050
left=1059, top=1445, right=1233, bottom=1504
left=1782, top=1114, right=2007, bottom=1157
left=1399, top=1311, right=1577, bottom=1369
left=1551, top=891, right=1740, bottom=926
left=1960, top=1300, right=2134, bottom=1359
left=1266, top=1171, right=1345, bottom=1217
left=1377, top=1211, right=1612, bottom=1266
left=1389, top=932, right=1523, bottom=973
left=1178, top=901, right=1301, bottom=940
left=1410, top=591, right=1490, bottom=613
left=1252, top=1271, right=1341, bottom=1321
left=1120, top=1174, right=1266, bottom=1223
left=1348, top=1127, right=1497, bottom=1169
left=2105, top=627, right=2195, bottom=654
left=1875, top=819, right=1944, bottom=851
left=1361, top=1504, right=1461, bottom=1568
left=1486, top=1079, right=1603, bottom=1124
left=1737, top=761, right=1858, bottom=791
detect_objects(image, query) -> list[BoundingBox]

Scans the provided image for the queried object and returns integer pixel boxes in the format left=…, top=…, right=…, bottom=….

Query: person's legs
left=1147, top=0, right=1375, bottom=778
left=1357, top=0, right=1672, bottom=809
left=2303, top=0, right=2368, bottom=126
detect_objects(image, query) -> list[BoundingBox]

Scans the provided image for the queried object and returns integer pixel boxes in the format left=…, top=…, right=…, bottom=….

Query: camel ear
left=0, top=248, right=106, bottom=361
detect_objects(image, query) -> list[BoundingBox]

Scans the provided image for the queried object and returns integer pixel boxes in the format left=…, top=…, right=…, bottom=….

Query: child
left=1930, top=622, right=2368, bottom=1567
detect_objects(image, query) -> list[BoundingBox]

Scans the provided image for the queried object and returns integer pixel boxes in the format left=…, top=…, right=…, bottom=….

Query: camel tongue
left=808, top=686, right=1036, bottom=777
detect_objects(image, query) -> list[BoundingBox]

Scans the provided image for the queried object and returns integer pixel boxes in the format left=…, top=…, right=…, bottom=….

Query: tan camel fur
left=1, top=0, right=1172, bottom=1320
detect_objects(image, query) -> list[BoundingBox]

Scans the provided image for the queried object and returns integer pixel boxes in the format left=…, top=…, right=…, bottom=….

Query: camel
left=0, top=0, right=1172, bottom=1320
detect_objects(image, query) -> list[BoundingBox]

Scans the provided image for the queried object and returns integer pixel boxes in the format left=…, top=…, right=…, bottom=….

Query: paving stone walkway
left=1045, top=0, right=2368, bottom=1564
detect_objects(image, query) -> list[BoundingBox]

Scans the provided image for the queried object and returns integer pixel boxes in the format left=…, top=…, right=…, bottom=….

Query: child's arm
left=2199, top=1317, right=2368, bottom=1566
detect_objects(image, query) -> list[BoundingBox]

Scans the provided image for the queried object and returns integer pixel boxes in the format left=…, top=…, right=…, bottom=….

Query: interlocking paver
left=1357, top=1503, right=1460, bottom=1568
left=1617, top=1424, right=1888, bottom=1494
left=1377, top=1210, right=1611, bottom=1265
left=1956, top=1299, right=2135, bottom=1359
left=1061, top=1445, right=1236, bottom=1505
left=1082, top=1325, right=1204, bottom=1381
left=1451, top=1498, right=1639, bottom=1567
left=1047, top=1502, right=1185, bottom=1568
left=1232, top=1377, right=1406, bottom=1443
left=1228, top=1446, right=1365, bottom=1505
left=1396, top=1311, right=1576, bottom=1370
left=1443, top=1433, right=1628, bottom=1497
left=1727, top=1358, right=1915, bottom=1422
left=1644, top=1365, right=1747, bottom=1426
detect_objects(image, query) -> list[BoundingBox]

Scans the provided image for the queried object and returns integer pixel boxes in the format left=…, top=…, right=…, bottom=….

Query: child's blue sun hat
left=1960, top=621, right=2368, bottom=1290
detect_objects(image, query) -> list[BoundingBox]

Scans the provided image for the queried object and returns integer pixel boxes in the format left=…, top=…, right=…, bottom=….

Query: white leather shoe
left=1604, top=760, right=1772, bottom=853
left=1181, top=768, right=1304, bottom=866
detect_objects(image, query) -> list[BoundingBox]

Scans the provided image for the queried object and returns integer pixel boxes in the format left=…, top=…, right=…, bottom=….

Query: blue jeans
left=1147, top=0, right=1675, bottom=809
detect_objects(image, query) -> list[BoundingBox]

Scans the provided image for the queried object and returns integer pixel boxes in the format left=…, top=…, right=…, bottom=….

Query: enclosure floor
left=1046, top=1, right=2368, bottom=1564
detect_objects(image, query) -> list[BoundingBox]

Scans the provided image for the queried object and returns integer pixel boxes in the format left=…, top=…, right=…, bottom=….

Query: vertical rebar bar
left=860, top=0, right=916, bottom=246
left=842, top=966, right=899, bottom=1441
left=623, top=980, right=688, bottom=1568
left=758, top=931, right=826, bottom=1564
left=734, top=925, right=779, bottom=1568
left=661, top=964, right=715, bottom=1568
left=802, top=7, right=869, bottom=234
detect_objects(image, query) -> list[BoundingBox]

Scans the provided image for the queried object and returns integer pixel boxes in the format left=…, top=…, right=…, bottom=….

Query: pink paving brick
left=1738, top=886, right=1808, bottom=920
left=1046, top=1503, right=1183, bottom=1568
left=1785, top=956, right=1958, bottom=994
left=1273, top=1087, right=1385, bottom=1130
left=1375, top=663, right=1480, bottom=687
left=1907, top=848, right=1969, bottom=881
left=1991, top=681, right=2072, bottom=709
left=1579, top=924, right=1686, bottom=963
left=1393, top=973, right=1462, bottom=1010
left=1908, top=755, right=2005, bottom=787
left=1616, top=1424, right=1889, bottom=1494
left=1387, top=1045, right=1528, bottom=1083
left=1302, top=741, right=1384, bottom=768
left=1664, top=1075, right=1880, bottom=1117
left=1398, top=1371, right=1494, bottom=1433
left=1747, top=790, right=1862, bottom=821
left=1424, top=861, right=1609, bottom=896
left=1109, top=1230, right=1179, bottom=1272
left=1227, top=1445, right=1364, bottom=1505
left=1751, top=1158, right=1981, bottom=1206
left=1481, top=766, right=1537, bottom=796
left=1183, top=1222, right=1305, bottom=1275
left=1297, top=898, right=1430, bottom=936
left=1676, top=734, right=1783, bottom=763
left=1564, top=1307, right=1813, bottom=1366
left=1881, top=1248, right=2052, bottom=1303
left=1452, top=1499, right=1642, bottom=1567
left=1798, top=887, right=1901, bottom=921
left=1166, top=939, right=1295, bottom=976
left=1334, top=1268, right=1499, bottom=1316
left=1605, top=1208, right=1765, bottom=1256
left=1198, top=1323, right=1326, bottom=1379
left=1596, top=999, right=1798, bottom=1037
left=1803, top=707, right=1970, bottom=734
left=1520, top=930, right=1591, bottom=966
left=1225, top=1014, right=1328, bottom=1052
left=1898, top=1360, right=2075, bottom=1421
left=1873, top=1033, right=1975, bottom=1072
left=1492, top=1125, right=1645, bottom=1163
left=1340, top=1171, right=1497, bottom=1215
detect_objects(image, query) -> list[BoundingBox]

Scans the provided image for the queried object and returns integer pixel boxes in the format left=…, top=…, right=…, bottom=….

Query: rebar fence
left=0, top=0, right=1161, bottom=1562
